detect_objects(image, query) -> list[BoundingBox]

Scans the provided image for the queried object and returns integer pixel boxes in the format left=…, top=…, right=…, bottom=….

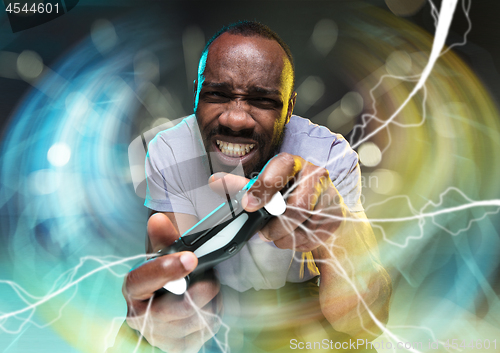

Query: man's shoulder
left=148, top=115, right=198, bottom=151
left=147, top=115, right=204, bottom=166
left=285, top=116, right=362, bottom=210
left=150, top=115, right=197, bottom=146
left=283, top=115, right=357, bottom=161
left=286, top=115, right=342, bottom=140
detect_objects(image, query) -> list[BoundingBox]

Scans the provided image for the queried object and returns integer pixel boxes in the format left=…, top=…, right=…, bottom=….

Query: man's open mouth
left=216, top=140, right=255, bottom=157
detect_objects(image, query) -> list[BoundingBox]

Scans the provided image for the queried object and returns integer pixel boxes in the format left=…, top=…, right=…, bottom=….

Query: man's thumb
left=147, top=213, right=180, bottom=252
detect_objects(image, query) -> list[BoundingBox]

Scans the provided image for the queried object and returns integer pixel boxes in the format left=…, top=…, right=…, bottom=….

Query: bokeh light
left=385, top=0, right=427, bottom=17
left=311, top=19, right=338, bottom=56
left=358, top=142, right=382, bottom=167
left=341, top=91, right=364, bottom=117
left=295, top=76, right=325, bottom=112
left=16, top=50, right=44, bottom=80
left=368, top=168, right=402, bottom=195
left=28, top=169, right=62, bottom=195
left=385, top=50, right=412, bottom=76
left=47, top=143, right=72, bottom=167
left=91, top=19, right=118, bottom=54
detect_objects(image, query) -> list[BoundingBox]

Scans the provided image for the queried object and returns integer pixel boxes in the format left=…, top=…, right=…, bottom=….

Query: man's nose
left=218, top=101, right=256, bottom=132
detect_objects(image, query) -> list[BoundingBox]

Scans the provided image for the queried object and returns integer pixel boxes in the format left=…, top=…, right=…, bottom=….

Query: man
left=118, top=21, right=391, bottom=353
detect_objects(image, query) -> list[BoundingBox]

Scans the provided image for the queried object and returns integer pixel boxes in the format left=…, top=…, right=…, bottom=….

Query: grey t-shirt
left=145, top=115, right=363, bottom=291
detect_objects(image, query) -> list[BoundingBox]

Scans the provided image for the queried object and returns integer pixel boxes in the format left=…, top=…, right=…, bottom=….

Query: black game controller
left=152, top=178, right=286, bottom=295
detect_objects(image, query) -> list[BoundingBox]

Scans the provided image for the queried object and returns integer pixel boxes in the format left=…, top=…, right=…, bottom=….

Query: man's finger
left=208, top=172, right=249, bottom=197
left=124, top=252, right=197, bottom=301
left=272, top=184, right=344, bottom=251
left=147, top=213, right=180, bottom=252
left=242, top=153, right=304, bottom=212
left=150, top=272, right=221, bottom=320
left=164, top=294, right=223, bottom=337
left=259, top=208, right=304, bottom=243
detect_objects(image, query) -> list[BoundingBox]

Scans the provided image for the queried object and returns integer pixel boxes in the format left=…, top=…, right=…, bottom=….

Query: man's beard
left=201, top=124, right=286, bottom=179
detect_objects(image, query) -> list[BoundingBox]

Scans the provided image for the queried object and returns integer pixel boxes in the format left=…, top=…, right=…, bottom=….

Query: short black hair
left=201, top=20, right=295, bottom=90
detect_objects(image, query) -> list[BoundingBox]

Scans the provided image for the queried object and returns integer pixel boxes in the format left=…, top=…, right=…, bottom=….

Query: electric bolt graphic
left=2, top=1, right=498, bottom=353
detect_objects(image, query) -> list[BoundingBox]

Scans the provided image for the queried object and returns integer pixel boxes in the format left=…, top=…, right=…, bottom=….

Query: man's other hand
left=209, top=152, right=345, bottom=252
left=122, top=213, right=222, bottom=353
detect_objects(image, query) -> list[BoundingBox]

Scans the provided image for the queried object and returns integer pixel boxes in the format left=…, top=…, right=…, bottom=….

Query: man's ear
left=285, top=92, right=297, bottom=124
left=193, top=79, right=198, bottom=111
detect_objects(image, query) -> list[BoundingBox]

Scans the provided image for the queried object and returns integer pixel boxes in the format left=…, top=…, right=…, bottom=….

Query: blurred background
left=1, top=0, right=500, bottom=352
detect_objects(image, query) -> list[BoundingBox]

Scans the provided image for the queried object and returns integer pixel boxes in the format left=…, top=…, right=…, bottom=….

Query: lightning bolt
left=278, top=191, right=498, bottom=353
left=0, top=255, right=145, bottom=332
left=351, top=0, right=460, bottom=150
left=276, top=2, right=487, bottom=352
left=351, top=0, right=472, bottom=155
left=0, top=1, right=491, bottom=353
left=185, top=293, right=231, bottom=353
left=274, top=188, right=425, bottom=352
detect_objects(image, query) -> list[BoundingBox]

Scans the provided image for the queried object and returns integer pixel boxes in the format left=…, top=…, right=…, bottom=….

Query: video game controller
left=152, top=178, right=286, bottom=295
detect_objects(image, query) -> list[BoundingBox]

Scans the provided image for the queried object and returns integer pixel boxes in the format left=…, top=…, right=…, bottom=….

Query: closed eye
left=249, top=97, right=281, bottom=109
left=207, top=91, right=227, bottom=97
left=202, top=91, right=230, bottom=102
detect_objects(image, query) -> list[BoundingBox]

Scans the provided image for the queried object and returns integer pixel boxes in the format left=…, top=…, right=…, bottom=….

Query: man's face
left=194, top=33, right=296, bottom=178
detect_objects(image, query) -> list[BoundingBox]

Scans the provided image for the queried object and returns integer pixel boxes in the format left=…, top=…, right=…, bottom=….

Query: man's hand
left=209, top=152, right=344, bottom=252
left=209, top=152, right=391, bottom=339
left=122, top=213, right=223, bottom=353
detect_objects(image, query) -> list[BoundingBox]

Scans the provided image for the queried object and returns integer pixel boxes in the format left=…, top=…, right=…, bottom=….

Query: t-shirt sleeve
left=326, top=137, right=364, bottom=213
left=143, top=134, right=196, bottom=216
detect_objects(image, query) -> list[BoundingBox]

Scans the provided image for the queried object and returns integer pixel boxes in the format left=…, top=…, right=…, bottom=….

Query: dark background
left=1, top=1, right=499, bottom=351
left=1, top=0, right=499, bottom=136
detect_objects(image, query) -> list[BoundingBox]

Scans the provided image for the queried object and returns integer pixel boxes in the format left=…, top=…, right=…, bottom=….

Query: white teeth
left=216, top=140, right=256, bottom=157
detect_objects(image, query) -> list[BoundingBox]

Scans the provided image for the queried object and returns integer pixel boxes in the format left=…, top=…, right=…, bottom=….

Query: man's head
left=194, top=21, right=296, bottom=178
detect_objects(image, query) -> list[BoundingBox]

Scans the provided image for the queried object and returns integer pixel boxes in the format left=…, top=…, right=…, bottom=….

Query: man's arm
left=312, top=211, right=391, bottom=339
left=238, top=152, right=391, bottom=340
left=121, top=212, right=222, bottom=353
